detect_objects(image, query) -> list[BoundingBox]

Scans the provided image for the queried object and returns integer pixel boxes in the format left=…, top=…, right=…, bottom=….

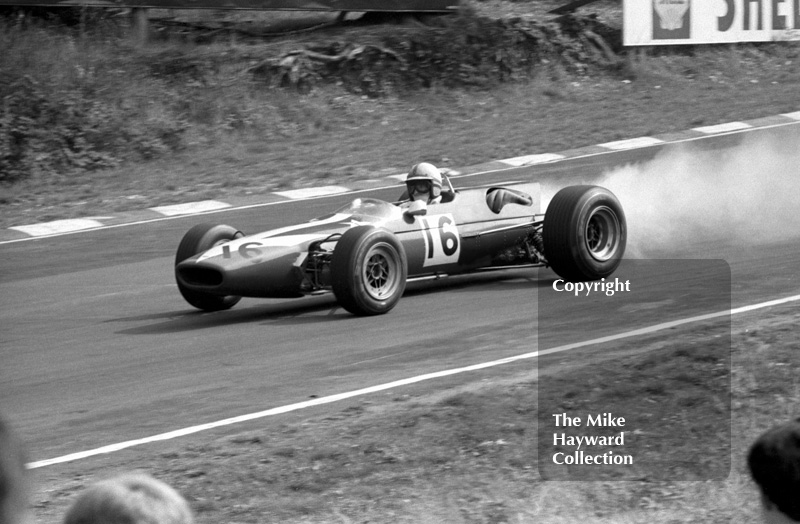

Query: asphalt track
left=2, top=121, right=799, bottom=467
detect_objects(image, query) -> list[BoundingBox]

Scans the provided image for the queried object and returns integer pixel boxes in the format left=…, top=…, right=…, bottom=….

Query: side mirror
left=404, top=200, right=428, bottom=217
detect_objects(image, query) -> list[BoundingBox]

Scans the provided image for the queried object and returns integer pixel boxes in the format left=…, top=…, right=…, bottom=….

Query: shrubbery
left=0, top=18, right=188, bottom=183
left=0, top=9, right=620, bottom=183
left=1, top=77, right=113, bottom=182
left=0, top=74, right=188, bottom=183
left=257, top=11, right=622, bottom=95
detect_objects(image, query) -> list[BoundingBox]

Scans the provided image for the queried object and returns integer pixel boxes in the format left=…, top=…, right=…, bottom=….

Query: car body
left=174, top=178, right=626, bottom=315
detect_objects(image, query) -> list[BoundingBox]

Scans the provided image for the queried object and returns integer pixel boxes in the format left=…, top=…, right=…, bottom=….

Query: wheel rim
left=584, top=206, right=621, bottom=262
left=362, top=242, right=401, bottom=300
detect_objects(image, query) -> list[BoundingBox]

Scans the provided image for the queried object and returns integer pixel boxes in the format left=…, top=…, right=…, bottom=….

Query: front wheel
left=330, top=226, right=408, bottom=316
left=543, top=185, right=626, bottom=281
left=175, top=223, right=244, bottom=311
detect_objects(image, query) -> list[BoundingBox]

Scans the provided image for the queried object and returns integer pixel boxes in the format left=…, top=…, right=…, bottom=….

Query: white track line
left=598, top=137, right=665, bottom=150
left=274, top=186, right=350, bottom=199
left=693, top=122, right=752, bottom=134
left=150, top=200, right=231, bottom=216
left=9, top=218, right=107, bottom=237
left=26, top=292, right=800, bottom=470
left=498, top=153, right=566, bottom=166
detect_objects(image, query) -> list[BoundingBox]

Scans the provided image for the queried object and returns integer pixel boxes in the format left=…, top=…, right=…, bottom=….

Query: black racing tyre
left=175, top=223, right=244, bottom=311
left=543, top=185, right=626, bottom=282
left=330, top=226, right=408, bottom=316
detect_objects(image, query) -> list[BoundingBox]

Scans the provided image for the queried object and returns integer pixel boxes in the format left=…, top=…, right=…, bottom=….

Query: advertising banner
left=624, top=0, right=800, bottom=45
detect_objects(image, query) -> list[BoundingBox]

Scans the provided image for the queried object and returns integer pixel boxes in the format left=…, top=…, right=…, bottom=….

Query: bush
left=1, top=77, right=111, bottom=182
left=0, top=9, right=621, bottom=183
left=0, top=22, right=188, bottom=184
left=0, top=73, right=188, bottom=183
left=255, top=11, right=622, bottom=95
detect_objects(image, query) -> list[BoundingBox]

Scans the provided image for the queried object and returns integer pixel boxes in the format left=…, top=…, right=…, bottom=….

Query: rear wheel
left=175, top=223, right=244, bottom=311
left=331, top=226, right=408, bottom=316
left=543, top=185, right=626, bottom=281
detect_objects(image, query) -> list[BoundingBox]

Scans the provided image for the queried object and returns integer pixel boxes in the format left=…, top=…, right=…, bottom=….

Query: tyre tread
left=543, top=185, right=626, bottom=281
left=175, top=223, right=243, bottom=311
left=331, top=226, right=408, bottom=316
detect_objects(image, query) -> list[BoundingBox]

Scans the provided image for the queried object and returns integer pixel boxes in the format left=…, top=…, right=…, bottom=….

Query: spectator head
left=0, top=415, right=32, bottom=524
left=748, top=418, right=800, bottom=523
left=63, top=473, right=193, bottom=524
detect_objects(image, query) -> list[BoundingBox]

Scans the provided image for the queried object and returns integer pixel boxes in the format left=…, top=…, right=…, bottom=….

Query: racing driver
left=404, top=162, right=443, bottom=204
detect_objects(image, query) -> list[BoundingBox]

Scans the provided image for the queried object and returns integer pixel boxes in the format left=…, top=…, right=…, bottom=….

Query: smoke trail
left=579, top=132, right=800, bottom=256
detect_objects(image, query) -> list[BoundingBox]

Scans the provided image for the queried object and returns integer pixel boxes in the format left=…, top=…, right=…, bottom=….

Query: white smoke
left=546, top=132, right=800, bottom=257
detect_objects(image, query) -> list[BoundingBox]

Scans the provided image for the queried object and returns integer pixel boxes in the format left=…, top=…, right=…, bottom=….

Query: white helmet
left=406, top=163, right=442, bottom=201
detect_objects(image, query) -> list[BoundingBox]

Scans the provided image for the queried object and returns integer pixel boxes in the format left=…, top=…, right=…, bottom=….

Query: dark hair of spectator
left=748, top=418, right=800, bottom=521
left=63, top=472, right=193, bottom=524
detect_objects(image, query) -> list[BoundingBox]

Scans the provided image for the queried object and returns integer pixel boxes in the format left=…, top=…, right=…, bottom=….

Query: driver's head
left=406, top=163, right=442, bottom=202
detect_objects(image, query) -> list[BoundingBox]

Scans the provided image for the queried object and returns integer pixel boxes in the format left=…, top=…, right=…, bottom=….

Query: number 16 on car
left=419, top=214, right=461, bottom=267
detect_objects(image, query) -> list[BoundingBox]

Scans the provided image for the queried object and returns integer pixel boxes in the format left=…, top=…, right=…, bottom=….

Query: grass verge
left=30, top=306, right=800, bottom=523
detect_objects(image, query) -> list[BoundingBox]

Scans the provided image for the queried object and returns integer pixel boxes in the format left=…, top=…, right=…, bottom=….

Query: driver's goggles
left=408, top=181, right=432, bottom=192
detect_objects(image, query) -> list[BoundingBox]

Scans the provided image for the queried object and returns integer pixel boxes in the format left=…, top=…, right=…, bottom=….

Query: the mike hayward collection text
left=551, top=413, right=634, bottom=466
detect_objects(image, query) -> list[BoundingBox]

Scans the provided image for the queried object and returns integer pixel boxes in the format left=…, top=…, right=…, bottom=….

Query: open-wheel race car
left=174, top=177, right=626, bottom=316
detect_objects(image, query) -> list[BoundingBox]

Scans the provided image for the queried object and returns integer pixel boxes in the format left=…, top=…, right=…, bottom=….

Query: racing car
left=174, top=177, right=626, bottom=316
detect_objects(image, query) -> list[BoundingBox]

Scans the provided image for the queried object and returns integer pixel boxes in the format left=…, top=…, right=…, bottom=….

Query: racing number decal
left=222, top=242, right=263, bottom=263
left=238, top=242, right=263, bottom=259
left=420, top=214, right=461, bottom=267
